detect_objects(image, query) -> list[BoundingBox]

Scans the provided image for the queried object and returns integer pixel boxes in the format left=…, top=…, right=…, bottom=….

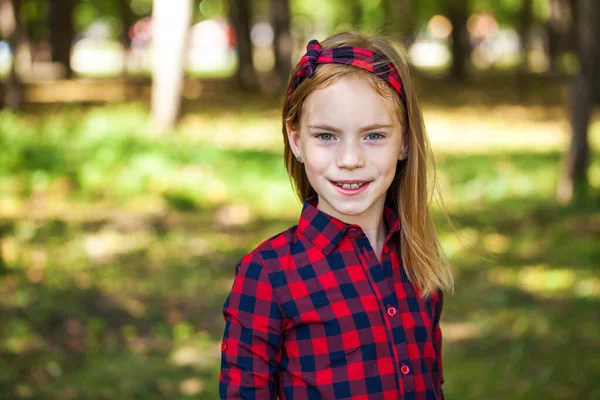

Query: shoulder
left=236, top=224, right=302, bottom=273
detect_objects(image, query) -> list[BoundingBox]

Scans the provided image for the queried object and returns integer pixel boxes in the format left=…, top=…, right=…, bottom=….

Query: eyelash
left=316, top=133, right=385, bottom=141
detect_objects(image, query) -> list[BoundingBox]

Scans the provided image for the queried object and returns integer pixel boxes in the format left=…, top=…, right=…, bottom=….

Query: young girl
left=219, top=31, right=454, bottom=400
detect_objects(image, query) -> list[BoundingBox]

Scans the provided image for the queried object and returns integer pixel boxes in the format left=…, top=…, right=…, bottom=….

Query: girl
left=219, top=31, right=454, bottom=400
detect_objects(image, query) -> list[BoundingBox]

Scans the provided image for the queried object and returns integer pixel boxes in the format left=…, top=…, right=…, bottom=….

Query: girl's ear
left=399, top=145, right=408, bottom=160
left=285, top=122, right=303, bottom=159
left=399, top=136, right=408, bottom=160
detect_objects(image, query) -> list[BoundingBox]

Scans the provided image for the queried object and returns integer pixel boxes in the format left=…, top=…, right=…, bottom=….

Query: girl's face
left=286, top=75, right=406, bottom=226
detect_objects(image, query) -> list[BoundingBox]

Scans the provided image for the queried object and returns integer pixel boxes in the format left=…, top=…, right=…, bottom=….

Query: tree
left=0, top=222, right=8, bottom=275
left=228, top=0, right=260, bottom=92
left=516, top=0, right=533, bottom=97
left=545, top=0, right=575, bottom=73
left=49, top=0, right=76, bottom=78
left=117, top=0, right=136, bottom=76
left=396, top=0, right=416, bottom=48
left=557, top=0, right=600, bottom=203
left=151, top=0, right=193, bottom=131
left=517, top=0, right=532, bottom=72
left=118, top=0, right=134, bottom=47
left=270, top=0, right=291, bottom=92
left=446, top=0, right=470, bottom=81
left=1, top=0, right=26, bottom=110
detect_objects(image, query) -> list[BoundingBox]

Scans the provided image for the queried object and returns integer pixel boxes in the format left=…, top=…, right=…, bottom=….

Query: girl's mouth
left=330, top=180, right=371, bottom=195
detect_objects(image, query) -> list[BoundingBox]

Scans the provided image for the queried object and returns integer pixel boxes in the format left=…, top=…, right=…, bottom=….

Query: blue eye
left=366, top=133, right=384, bottom=140
left=318, top=133, right=334, bottom=141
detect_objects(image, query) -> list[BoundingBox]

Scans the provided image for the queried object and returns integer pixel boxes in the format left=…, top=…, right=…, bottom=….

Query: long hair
left=281, top=31, right=454, bottom=297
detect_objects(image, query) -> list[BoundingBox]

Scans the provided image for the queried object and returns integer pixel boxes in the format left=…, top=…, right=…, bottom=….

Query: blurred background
left=0, top=0, right=598, bottom=399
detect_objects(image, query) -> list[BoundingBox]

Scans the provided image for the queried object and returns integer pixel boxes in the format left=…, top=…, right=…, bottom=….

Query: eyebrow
left=307, top=123, right=394, bottom=132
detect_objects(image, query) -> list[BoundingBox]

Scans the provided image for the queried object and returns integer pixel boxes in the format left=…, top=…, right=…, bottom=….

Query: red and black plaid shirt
left=220, top=196, right=444, bottom=399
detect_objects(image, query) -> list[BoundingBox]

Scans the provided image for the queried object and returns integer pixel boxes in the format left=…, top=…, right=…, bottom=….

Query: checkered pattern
left=287, top=39, right=408, bottom=110
left=220, top=196, right=445, bottom=399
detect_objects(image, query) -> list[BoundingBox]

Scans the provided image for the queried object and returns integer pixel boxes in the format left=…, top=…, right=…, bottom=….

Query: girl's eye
left=317, top=133, right=334, bottom=141
left=366, top=133, right=384, bottom=140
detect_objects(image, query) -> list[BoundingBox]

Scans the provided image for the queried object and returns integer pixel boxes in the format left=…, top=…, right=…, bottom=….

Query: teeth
left=336, top=182, right=365, bottom=189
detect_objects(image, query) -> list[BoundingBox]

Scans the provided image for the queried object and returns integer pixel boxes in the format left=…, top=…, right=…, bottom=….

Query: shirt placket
left=348, top=229, right=413, bottom=396
left=384, top=242, right=416, bottom=395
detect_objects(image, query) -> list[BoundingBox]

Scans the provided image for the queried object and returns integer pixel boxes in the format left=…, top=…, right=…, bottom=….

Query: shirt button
left=361, top=247, right=371, bottom=260
left=221, top=341, right=228, bottom=352
left=387, top=306, right=397, bottom=317
left=383, top=245, right=389, bottom=254
left=400, top=363, right=410, bottom=375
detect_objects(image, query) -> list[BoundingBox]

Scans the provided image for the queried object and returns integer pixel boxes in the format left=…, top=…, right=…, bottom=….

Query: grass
left=0, top=79, right=599, bottom=399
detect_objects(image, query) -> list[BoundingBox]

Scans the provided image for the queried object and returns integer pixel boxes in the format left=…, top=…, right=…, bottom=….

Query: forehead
left=301, top=75, right=400, bottom=128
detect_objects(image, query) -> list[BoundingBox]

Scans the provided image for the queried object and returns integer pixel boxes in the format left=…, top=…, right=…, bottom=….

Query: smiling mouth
left=331, top=181, right=371, bottom=189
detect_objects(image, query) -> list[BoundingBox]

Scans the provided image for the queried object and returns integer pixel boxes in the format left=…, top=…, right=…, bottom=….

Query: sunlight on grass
left=482, top=232, right=511, bottom=254
left=180, top=111, right=282, bottom=152
left=488, top=265, right=600, bottom=299
left=440, top=322, right=481, bottom=342
left=170, top=333, right=220, bottom=369
left=179, top=377, right=206, bottom=396
left=426, top=105, right=572, bottom=154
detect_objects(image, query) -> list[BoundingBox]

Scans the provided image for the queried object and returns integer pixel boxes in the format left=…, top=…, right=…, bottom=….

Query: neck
left=363, top=219, right=388, bottom=259
left=316, top=196, right=388, bottom=255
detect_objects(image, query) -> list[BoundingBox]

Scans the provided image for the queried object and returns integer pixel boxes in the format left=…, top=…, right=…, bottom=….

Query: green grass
left=0, top=86, right=599, bottom=399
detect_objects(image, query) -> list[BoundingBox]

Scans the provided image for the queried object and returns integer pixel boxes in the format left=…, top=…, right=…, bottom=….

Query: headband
left=287, top=39, right=408, bottom=111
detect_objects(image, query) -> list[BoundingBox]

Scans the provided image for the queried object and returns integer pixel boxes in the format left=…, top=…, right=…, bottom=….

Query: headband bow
left=287, top=39, right=407, bottom=111
left=296, top=40, right=323, bottom=80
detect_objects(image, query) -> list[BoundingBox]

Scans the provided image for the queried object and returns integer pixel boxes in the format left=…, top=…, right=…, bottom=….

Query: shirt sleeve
left=219, top=252, right=284, bottom=399
left=431, top=290, right=445, bottom=399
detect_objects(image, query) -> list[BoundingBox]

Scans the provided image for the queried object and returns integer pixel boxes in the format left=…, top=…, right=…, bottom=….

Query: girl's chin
left=320, top=198, right=373, bottom=217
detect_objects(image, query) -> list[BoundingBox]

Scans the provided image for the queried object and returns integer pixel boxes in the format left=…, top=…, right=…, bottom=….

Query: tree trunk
left=151, top=0, right=193, bottom=132
left=545, top=0, right=573, bottom=72
left=396, top=0, right=416, bottom=48
left=1, top=0, right=25, bottom=111
left=447, top=0, right=470, bottom=81
left=118, top=0, right=134, bottom=75
left=0, top=237, right=5, bottom=274
left=557, top=0, right=600, bottom=203
left=0, top=222, right=7, bottom=275
left=118, top=0, right=134, bottom=48
left=518, top=0, right=532, bottom=70
left=270, top=0, right=291, bottom=92
left=517, top=0, right=532, bottom=97
left=49, top=0, right=75, bottom=78
left=229, top=0, right=259, bottom=92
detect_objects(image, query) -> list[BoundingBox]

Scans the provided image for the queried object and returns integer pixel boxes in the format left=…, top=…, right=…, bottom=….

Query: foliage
left=6, top=0, right=555, bottom=45
left=0, top=103, right=291, bottom=214
left=0, top=80, right=599, bottom=399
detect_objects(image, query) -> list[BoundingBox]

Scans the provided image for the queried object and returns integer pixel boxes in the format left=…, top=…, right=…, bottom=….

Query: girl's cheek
left=306, top=147, right=329, bottom=167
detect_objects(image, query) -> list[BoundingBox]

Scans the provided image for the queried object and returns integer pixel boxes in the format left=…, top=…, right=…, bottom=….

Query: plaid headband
left=287, top=39, right=408, bottom=111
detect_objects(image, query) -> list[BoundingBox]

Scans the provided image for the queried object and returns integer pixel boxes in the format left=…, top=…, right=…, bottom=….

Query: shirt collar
left=297, top=195, right=401, bottom=255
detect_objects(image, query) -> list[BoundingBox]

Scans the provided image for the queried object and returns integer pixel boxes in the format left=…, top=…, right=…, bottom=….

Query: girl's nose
left=336, top=141, right=365, bottom=169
